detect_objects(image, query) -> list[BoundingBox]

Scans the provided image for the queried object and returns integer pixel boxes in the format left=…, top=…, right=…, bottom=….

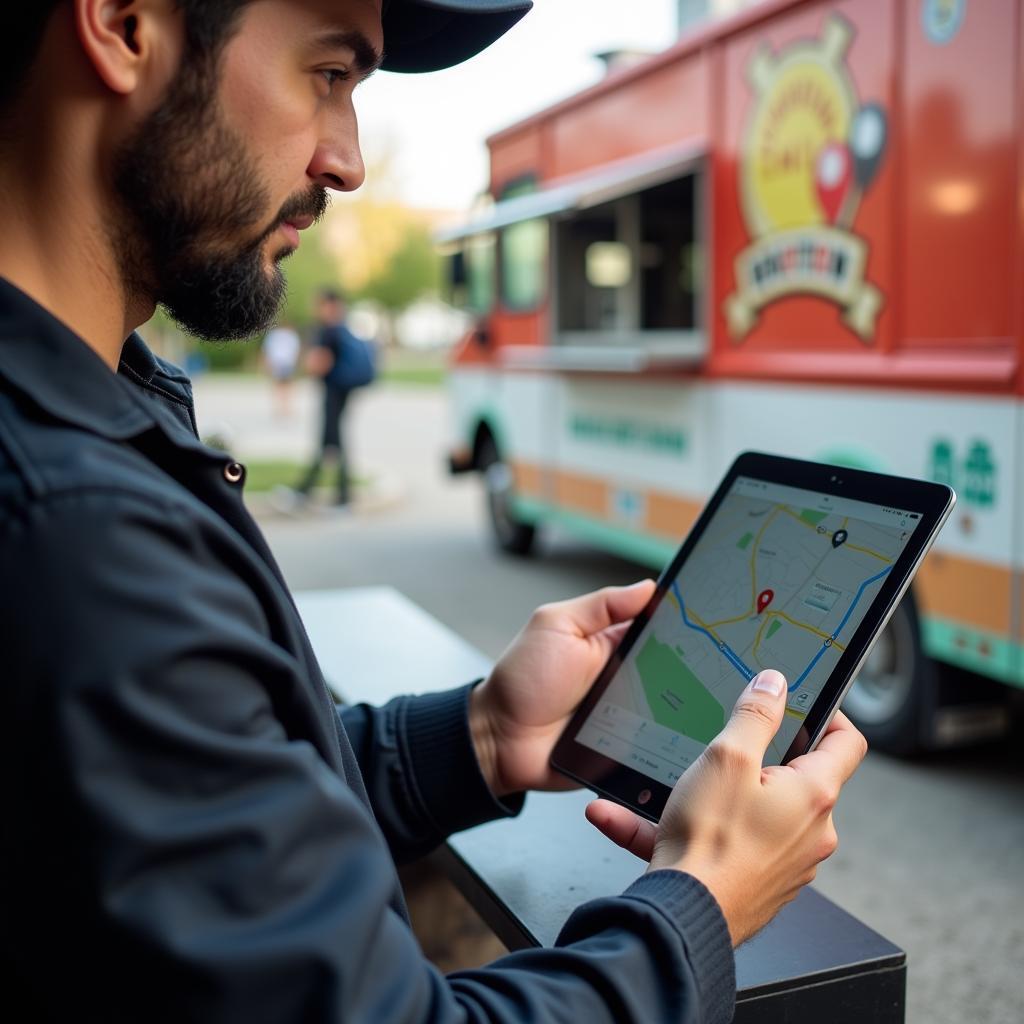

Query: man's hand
left=470, top=581, right=656, bottom=798
left=304, top=346, right=333, bottom=378
left=585, top=670, right=867, bottom=947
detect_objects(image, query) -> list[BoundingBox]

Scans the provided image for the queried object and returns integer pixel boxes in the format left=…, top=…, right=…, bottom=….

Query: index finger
left=786, top=710, right=867, bottom=787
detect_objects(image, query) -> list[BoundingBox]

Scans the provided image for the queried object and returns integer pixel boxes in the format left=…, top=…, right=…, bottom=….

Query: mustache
left=264, top=185, right=331, bottom=240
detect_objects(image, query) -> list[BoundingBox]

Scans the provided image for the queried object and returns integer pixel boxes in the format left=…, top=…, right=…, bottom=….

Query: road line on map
left=672, top=582, right=755, bottom=680
left=844, top=542, right=892, bottom=562
left=788, top=564, right=893, bottom=691
left=748, top=505, right=783, bottom=615
left=673, top=563, right=894, bottom=696
left=779, top=505, right=893, bottom=562
left=773, top=611, right=848, bottom=648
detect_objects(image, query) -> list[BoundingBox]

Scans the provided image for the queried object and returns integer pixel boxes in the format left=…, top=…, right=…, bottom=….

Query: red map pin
left=757, top=589, right=775, bottom=614
left=815, top=142, right=852, bottom=224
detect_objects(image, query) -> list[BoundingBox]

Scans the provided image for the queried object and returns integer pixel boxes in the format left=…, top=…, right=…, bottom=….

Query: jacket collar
left=0, top=277, right=182, bottom=440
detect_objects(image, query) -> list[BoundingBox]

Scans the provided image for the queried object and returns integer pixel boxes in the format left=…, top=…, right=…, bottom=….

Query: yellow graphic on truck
left=726, top=15, right=887, bottom=341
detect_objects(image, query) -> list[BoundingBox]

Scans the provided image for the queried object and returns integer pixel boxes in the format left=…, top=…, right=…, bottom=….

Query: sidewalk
left=191, top=373, right=449, bottom=518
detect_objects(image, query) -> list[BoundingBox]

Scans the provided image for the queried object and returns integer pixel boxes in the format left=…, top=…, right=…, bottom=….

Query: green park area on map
left=636, top=635, right=726, bottom=744
left=799, top=509, right=828, bottom=527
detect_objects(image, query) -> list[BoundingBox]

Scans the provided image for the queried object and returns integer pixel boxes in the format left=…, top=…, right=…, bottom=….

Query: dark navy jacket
left=0, top=279, right=735, bottom=1023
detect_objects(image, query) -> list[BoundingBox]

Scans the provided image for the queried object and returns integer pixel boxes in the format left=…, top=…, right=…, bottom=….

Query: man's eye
left=320, top=69, right=350, bottom=89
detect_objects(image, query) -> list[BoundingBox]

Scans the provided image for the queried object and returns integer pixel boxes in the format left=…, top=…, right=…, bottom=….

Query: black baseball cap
left=380, top=0, right=533, bottom=73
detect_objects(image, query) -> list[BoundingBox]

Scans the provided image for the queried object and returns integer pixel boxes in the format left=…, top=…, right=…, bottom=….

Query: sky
left=349, top=1, right=682, bottom=212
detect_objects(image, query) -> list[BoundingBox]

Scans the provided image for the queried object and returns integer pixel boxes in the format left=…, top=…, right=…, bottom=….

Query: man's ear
left=74, top=0, right=178, bottom=96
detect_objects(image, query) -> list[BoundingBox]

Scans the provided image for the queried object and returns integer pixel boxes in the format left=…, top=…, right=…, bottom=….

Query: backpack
left=326, top=326, right=376, bottom=390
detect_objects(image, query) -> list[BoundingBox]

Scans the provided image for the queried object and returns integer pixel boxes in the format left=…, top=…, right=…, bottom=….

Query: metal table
left=296, top=586, right=906, bottom=1023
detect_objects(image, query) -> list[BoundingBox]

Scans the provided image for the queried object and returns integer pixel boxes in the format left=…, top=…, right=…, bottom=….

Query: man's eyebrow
left=311, top=30, right=385, bottom=77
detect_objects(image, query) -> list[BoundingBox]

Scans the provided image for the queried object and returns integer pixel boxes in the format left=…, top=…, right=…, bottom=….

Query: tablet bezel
left=550, top=450, right=955, bottom=823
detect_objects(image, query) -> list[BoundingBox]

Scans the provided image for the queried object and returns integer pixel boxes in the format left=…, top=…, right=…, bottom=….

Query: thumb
left=715, top=669, right=788, bottom=761
left=556, top=580, right=656, bottom=638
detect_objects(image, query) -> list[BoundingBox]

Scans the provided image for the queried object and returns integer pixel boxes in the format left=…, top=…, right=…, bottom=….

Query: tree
left=318, top=148, right=444, bottom=341
left=280, top=221, right=342, bottom=334
left=355, top=221, right=440, bottom=318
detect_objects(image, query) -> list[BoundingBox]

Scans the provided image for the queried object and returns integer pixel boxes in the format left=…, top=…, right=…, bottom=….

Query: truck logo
left=922, top=0, right=966, bottom=46
left=725, top=15, right=887, bottom=343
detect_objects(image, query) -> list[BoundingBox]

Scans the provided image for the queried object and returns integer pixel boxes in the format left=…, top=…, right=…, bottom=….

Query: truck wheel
left=842, top=595, right=934, bottom=755
left=478, top=435, right=536, bottom=556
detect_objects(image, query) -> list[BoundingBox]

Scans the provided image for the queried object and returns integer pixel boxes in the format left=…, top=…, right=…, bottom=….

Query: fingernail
left=751, top=670, right=786, bottom=697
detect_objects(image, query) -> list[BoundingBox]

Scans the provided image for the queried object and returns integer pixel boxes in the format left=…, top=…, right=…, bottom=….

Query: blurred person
left=289, top=288, right=368, bottom=508
left=0, top=3, right=866, bottom=1023
left=261, top=319, right=301, bottom=417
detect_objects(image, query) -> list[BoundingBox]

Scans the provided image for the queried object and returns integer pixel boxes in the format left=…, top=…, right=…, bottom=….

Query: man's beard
left=112, top=58, right=328, bottom=341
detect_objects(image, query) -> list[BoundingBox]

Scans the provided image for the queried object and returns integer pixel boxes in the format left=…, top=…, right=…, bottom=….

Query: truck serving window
left=466, top=232, right=497, bottom=316
left=499, top=178, right=547, bottom=313
left=555, top=173, right=701, bottom=348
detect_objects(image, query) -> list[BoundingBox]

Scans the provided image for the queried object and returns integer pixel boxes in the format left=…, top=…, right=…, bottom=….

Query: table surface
left=295, top=586, right=905, bottom=996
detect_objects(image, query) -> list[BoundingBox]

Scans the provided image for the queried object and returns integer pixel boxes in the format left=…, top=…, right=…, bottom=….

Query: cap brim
left=381, top=0, right=532, bottom=73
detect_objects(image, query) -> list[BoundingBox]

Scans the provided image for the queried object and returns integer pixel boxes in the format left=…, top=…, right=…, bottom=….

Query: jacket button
left=223, top=461, right=245, bottom=485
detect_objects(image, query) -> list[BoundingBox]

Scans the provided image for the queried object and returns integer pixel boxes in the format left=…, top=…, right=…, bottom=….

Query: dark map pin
left=850, top=103, right=888, bottom=192
left=832, top=529, right=849, bottom=549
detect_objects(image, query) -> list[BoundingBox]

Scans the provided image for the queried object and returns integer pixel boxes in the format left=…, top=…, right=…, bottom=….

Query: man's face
left=113, top=1, right=383, bottom=340
left=317, top=296, right=342, bottom=323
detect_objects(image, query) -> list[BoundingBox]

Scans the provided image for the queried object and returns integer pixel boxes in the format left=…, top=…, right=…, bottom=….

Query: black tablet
left=551, top=451, right=955, bottom=822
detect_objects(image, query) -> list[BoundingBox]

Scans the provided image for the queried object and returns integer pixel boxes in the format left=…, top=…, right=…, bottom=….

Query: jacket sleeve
left=338, top=686, right=525, bottom=864
left=3, top=490, right=735, bottom=1024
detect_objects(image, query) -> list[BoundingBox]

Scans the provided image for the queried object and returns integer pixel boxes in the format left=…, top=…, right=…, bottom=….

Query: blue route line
left=671, top=581, right=756, bottom=682
left=671, top=563, right=893, bottom=693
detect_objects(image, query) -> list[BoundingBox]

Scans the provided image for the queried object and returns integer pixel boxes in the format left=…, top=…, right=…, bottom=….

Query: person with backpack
left=292, top=288, right=375, bottom=510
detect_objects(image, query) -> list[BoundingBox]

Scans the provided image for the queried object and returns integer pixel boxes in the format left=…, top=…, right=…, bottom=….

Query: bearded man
left=0, top=3, right=865, bottom=1022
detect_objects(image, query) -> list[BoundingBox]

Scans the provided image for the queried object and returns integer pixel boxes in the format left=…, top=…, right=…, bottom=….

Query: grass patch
left=378, top=348, right=447, bottom=387
left=241, top=460, right=371, bottom=493
left=380, top=364, right=446, bottom=386
left=242, top=460, right=305, bottom=493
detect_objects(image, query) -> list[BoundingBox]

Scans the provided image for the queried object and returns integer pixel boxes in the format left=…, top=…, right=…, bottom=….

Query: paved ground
left=196, top=372, right=1024, bottom=1024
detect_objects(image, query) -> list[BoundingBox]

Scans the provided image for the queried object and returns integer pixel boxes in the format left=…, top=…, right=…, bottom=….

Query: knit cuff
left=401, top=683, right=525, bottom=839
left=623, top=870, right=736, bottom=1021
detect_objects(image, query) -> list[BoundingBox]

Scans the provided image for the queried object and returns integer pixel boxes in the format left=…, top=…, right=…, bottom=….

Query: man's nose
left=308, top=109, right=366, bottom=193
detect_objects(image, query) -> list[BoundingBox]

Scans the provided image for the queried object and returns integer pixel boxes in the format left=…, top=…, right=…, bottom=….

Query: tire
left=842, top=593, right=935, bottom=755
left=477, top=435, right=536, bottom=556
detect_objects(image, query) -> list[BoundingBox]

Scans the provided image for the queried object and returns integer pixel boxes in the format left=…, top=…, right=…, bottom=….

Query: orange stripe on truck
left=645, top=493, right=703, bottom=539
left=511, top=461, right=545, bottom=499
left=554, top=470, right=608, bottom=517
left=914, top=553, right=1011, bottom=635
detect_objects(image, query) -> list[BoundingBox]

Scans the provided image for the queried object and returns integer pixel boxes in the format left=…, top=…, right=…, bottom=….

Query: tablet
left=551, top=451, right=955, bottom=822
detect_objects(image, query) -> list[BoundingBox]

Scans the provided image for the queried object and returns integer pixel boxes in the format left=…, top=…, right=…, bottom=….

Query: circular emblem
left=922, top=0, right=966, bottom=46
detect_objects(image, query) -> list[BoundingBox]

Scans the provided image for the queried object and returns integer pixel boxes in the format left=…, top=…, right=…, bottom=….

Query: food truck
left=439, top=0, right=1020, bottom=753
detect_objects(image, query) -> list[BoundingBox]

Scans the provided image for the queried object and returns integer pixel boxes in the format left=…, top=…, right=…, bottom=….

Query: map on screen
left=576, top=476, right=921, bottom=785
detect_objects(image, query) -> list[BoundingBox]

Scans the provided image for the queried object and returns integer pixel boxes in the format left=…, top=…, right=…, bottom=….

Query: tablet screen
left=574, top=475, right=924, bottom=783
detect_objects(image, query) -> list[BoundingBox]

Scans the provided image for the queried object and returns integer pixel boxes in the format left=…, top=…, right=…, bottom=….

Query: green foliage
left=199, top=339, right=258, bottom=372
left=354, top=223, right=440, bottom=313
left=280, top=222, right=342, bottom=331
